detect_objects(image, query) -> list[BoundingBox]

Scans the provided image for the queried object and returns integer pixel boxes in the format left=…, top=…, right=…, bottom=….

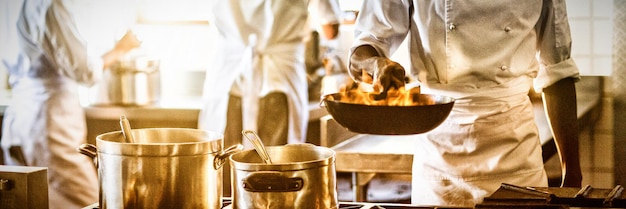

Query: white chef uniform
left=198, top=0, right=341, bottom=147
left=352, top=0, right=580, bottom=207
left=1, top=0, right=103, bottom=208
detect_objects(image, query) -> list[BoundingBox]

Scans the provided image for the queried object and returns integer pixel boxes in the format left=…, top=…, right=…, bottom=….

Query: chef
left=198, top=0, right=341, bottom=148
left=0, top=0, right=140, bottom=208
left=348, top=0, right=582, bottom=207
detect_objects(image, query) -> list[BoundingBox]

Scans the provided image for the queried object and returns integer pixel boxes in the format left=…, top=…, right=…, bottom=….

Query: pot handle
left=242, top=171, right=304, bottom=192
left=213, top=144, right=244, bottom=170
left=77, top=144, right=99, bottom=168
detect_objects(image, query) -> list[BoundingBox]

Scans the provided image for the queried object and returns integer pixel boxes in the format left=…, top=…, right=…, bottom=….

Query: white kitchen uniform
left=352, top=0, right=580, bottom=207
left=199, top=0, right=341, bottom=146
left=1, top=0, right=102, bottom=208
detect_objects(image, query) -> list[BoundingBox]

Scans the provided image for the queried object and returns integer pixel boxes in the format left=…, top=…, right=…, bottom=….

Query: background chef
left=1, top=0, right=140, bottom=208
left=199, top=0, right=342, bottom=147
left=198, top=0, right=342, bottom=196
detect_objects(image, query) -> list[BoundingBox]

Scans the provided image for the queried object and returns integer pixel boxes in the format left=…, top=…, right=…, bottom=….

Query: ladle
left=242, top=130, right=272, bottom=164
left=119, top=115, right=135, bottom=143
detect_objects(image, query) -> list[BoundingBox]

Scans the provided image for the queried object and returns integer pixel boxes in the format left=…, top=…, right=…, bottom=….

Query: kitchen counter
left=0, top=92, right=329, bottom=145
left=81, top=98, right=328, bottom=145
left=83, top=96, right=328, bottom=121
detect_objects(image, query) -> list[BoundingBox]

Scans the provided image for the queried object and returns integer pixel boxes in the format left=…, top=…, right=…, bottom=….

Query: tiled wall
left=611, top=0, right=626, bottom=187
left=570, top=0, right=619, bottom=188
left=581, top=76, right=614, bottom=188
left=580, top=0, right=618, bottom=189
left=567, top=0, right=614, bottom=76
left=540, top=0, right=616, bottom=188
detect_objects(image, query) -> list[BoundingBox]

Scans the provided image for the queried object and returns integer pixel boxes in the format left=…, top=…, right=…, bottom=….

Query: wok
left=321, top=92, right=455, bottom=135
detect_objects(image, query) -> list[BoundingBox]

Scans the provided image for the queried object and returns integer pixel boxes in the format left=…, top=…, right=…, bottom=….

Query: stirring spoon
left=242, top=130, right=272, bottom=164
left=120, top=115, right=135, bottom=143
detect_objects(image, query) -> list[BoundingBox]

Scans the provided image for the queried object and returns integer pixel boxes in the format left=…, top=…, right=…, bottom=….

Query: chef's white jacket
left=1, top=0, right=103, bottom=208
left=352, top=0, right=580, bottom=206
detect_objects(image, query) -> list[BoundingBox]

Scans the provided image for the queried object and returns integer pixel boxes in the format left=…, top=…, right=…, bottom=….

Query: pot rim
left=96, top=128, right=224, bottom=156
left=230, top=145, right=335, bottom=171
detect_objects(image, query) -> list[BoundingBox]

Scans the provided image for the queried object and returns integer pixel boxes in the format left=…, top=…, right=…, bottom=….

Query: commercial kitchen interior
left=0, top=0, right=625, bottom=205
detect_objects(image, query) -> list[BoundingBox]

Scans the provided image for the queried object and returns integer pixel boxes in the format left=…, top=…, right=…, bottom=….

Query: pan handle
left=213, top=144, right=244, bottom=170
left=77, top=144, right=99, bottom=168
left=319, top=94, right=335, bottom=107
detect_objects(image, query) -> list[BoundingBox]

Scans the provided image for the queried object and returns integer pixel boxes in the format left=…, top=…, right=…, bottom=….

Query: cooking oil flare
left=327, top=70, right=428, bottom=106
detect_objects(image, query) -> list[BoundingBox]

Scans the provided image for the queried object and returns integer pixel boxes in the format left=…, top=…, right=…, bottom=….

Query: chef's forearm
left=542, top=77, right=582, bottom=187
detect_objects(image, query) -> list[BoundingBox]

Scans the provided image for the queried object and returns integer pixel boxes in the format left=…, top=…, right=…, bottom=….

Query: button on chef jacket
left=352, top=0, right=579, bottom=207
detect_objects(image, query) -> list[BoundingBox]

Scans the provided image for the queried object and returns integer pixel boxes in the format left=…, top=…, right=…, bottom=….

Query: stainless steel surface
left=332, top=134, right=414, bottom=174
left=229, top=144, right=338, bottom=209
left=322, top=93, right=454, bottom=135
left=331, top=134, right=414, bottom=202
left=500, top=183, right=553, bottom=200
left=81, top=101, right=327, bottom=145
left=92, top=128, right=236, bottom=209
left=86, top=185, right=626, bottom=209
left=242, top=130, right=272, bottom=164
left=0, top=166, right=48, bottom=209
left=482, top=184, right=626, bottom=208
left=119, top=115, right=135, bottom=143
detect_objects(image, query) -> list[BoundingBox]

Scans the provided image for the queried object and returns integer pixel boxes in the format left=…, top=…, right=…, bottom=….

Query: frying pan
left=321, top=92, right=455, bottom=135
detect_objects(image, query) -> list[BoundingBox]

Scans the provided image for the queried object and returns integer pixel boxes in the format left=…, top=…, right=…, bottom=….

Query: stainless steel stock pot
left=78, top=128, right=242, bottom=209
left=229, top=143, right=338, bottom=209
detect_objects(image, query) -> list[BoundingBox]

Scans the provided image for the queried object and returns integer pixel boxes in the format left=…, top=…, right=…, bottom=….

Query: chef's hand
left=114, top=30, right=142, bottom=53
left=349, top=45, right=405, bottom=92
left=102, top=30, right=142, bottom=69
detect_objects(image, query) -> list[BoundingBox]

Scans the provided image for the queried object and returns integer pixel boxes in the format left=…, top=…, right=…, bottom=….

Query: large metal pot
left=78, top=128, right=242, bottom=209
left=102, top=55, right=161, bottom=106
left=230, top=144, right=338, bottom=209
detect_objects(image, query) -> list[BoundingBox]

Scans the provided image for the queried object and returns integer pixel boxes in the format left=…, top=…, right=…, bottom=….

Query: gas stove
left=84, top=199, right=463, bottom=209
left=85, top=184, right=626, bottom=209
left=220, top=198, right=463, bottom=209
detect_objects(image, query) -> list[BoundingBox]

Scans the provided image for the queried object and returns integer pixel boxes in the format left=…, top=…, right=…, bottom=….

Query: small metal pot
left=78, top=128, right=242, bottom=209
left=229, top=143, right=338, bottom=209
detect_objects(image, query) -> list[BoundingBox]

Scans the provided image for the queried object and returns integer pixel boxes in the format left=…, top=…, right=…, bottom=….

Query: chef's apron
left=1, top=75, right=99, bottom=209
left=198, top=0, right=309, bottom=148
left=412, top=76, right=548, bottom=207
left=1, top=0, right=99, bottom=207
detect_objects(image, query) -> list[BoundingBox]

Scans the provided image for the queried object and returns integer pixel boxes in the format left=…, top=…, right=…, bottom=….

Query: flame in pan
left=328, top=70, right=431, bottom=106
